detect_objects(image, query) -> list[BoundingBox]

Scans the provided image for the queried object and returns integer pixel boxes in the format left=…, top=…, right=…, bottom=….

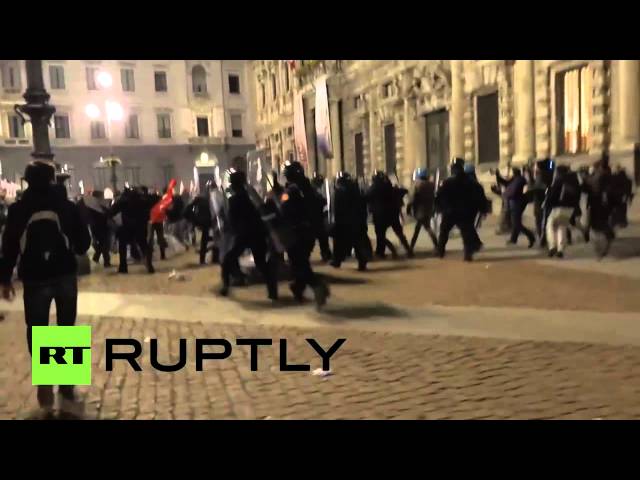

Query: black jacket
left=435, top=173, right=482, bottom=220
left=365, top=178, right=395, bottom=223
left=0, top=186, right=91, bottom=284
left=227, top=188, right=265, bottom=241
left=410, top=179, right=436, bottom=222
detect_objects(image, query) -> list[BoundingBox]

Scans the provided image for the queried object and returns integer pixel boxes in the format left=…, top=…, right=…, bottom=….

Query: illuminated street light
left=96, top=71, right=113, bottom=89
left=85, top=103, right=101, bottom=119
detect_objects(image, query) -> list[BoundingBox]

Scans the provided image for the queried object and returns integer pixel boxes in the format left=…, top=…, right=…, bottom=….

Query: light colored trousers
left=546, top=207, right=574, bottom=252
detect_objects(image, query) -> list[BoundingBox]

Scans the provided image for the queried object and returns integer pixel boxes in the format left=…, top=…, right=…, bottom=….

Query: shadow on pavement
left=318, top=302, right=408, bottom=320
left=320, top=273, right=369, bottom=285
left=609, top=236, right=640, bottom=259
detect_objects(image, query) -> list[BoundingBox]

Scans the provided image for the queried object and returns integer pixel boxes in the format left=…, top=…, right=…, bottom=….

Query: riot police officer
left=435, top=161, right=482, bottom=261
left=330, top=171, right=369, bottom=271
left=218, top=170, right=277, bottom=300
left=365, top=170, right=413, bottom=259
left=281, top=161, right=330, bottom=309
left=408, top=167, right=438, bottom=252
left=109, top=186, right=153, bottom=274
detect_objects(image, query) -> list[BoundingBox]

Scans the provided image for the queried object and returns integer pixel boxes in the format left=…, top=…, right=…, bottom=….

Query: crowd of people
left=0, top=156, right=634, bottom=418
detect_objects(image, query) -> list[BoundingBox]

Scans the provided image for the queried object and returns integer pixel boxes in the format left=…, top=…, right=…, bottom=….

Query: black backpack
left=19, top=209, right=73, bottom=271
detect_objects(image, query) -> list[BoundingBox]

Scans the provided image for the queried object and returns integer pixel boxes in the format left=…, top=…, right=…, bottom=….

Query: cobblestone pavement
left=2, top=315, right=640, bottom=420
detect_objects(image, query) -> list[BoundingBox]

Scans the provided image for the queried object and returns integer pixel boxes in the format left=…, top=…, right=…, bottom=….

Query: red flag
left=150, top=178, right=177, bottom=224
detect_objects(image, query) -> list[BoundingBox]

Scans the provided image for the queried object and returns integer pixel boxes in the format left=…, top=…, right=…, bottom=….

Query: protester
left=0, top=161, right=91, bottom=418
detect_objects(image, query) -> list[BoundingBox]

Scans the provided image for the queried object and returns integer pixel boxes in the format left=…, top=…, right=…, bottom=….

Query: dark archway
left=192, top=65, right=207, bottom=94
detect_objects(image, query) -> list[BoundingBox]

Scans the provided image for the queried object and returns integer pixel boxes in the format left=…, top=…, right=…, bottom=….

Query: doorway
left=425, top=109, right=450, bottom=176
left=384, top=123, right=396, bottom=174
left=476, top=91, right=500, bottom=164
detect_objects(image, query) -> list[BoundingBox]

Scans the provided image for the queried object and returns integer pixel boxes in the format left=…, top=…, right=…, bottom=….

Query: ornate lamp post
left=13, top=60, right=56, bottom=164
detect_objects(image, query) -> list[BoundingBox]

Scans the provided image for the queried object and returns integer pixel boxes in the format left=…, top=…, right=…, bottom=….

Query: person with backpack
left=544, top=165, right=580, bottom=258
left=0, top=161, right=91, bottom=418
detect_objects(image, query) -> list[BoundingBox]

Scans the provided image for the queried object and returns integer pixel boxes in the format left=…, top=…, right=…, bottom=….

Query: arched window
left=192, top=65, right=207, bottom=94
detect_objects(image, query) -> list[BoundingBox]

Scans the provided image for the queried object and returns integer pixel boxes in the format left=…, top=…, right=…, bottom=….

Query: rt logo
left=31, top=326, right=92, bottom=386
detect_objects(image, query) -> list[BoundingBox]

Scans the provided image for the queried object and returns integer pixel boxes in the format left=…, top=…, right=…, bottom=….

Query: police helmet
left=451, top=157, right=465, bottom=169
left=283, top=160, right=305, bottom=182
left=372, top=169, right=387, bottom=182
left=413, top=167, right=428, bottom=181
left=463, top=163, right=476, bottom=175
left=227, top=168, right=247, bottom=189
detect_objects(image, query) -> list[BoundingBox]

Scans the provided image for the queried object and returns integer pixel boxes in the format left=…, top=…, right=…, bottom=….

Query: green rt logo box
left=32, top=326, right=92, bottom=386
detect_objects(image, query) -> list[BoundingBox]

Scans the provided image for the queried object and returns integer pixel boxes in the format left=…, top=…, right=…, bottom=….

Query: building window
left=229, top=74, right=240, bottom=94
left=94, top=166, right=108, bottom=190
left=382, top=82, right=393, bottom=98
left=124, top=166, right=141, bottom=186
left=86, top=67, right=97, bottom=90
left=476, top=92, right=500, bottom=164
left=260, top=83, right=266, bottom=107
left=2, top=63, right=21, bottom=90
left=161, top=164, right=174, bottom=186
left=125, top=114, right=139, bottom=139
left=556, top=65, right=592, bottom=155
left=154, top=71, right=168, bottom=92
left=49, top=65, right=65, bottom=90
left=54, top=114, right=70, bottom=139
left=157, top=114, right=171, bottom=138
left=354, top=96, right=362, bottom=109
left=231, top=114, right=242, bottom=138
left=121, top=68, right=135, bottom=92
left=271, top=74, right=277, bottom=100
left=196, top=117, right=209, bottom=137
left=192, top=65, right=207, bottom=94
left=90, top=121, right=106, bottom=139
left=8, top=114, right=25, bottom=138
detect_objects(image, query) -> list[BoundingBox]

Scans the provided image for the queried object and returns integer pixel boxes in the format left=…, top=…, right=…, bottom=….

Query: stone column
left=368, top=104, right=377, bottom=171
left=617, top=60, right=640, bottom=149
left=329, top=98, right=343, bottom=176
left=450, top=60, right=465, bottom=160
left=513, top=60, right=535, bottom=165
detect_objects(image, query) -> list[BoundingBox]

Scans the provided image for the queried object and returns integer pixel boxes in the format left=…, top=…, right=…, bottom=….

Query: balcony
left=188, top=136, right=225, bottom=146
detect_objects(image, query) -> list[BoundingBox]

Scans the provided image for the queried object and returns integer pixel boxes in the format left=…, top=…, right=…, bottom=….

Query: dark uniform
left=496, top=168, right=535, bottom=247
left=408, top=168, right=438, bottom=251
left=365, top=171, right=413, bottom=258
left=435, top=162, right=483, bottom=261
left=281, top=161, right=329, bottom=309
left=583, top=157, right=615, bottom=257
left=185, top=190, right=215, bottom=264
left=299, top=174, right=332, bottom=262
left=145, top=189, right=167, bottom=261
left=218, top=170, right=277, bottom=300
left=330, top=172, right=369, bottom=271
left=109, top=187, right=153, bottom=274
left=86, top=191, right=112, bottom=267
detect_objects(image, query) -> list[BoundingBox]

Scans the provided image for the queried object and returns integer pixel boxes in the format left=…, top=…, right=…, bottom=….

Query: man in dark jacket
left=218, top=170, right=277, bottom=300
left=408, top=168, right=438, bottom=251
left=496, top=166, right=535, bottom=248
left=281, top=161, right=330, bottom=309
left=366, top=171, right=413, bottom=259
left=85, top=190, right=112, bottom=267
left=543, top=165, right=580, bottom=258
left=0, top=161, right=91, bottom=418
left=435, top=162, right=481, bottom=261
left=583, top=156, right=615, bottom=257
left=185, top=185, right=215, bottom=265
left=109, top=186, right=153, bottom=274
left=330, top=171, right=369, bottom=271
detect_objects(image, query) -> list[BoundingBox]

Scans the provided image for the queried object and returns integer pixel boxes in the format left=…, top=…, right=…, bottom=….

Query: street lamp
left=86, top=71, right=123, bottom=192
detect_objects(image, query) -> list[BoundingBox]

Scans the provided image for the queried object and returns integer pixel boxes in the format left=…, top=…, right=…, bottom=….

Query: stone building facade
left=0, top=60, right=255, bottom=194
left=252, top=60, right=640, bottom=191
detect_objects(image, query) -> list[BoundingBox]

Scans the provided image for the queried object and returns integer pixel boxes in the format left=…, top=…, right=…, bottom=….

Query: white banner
left=314, top=75, right=333, bottom=159
left=293, top=91, right=309, bottom=169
